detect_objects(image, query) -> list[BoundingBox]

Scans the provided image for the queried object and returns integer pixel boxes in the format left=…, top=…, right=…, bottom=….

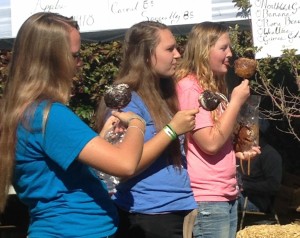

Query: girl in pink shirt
left=175, top=22, right=260, bottom=238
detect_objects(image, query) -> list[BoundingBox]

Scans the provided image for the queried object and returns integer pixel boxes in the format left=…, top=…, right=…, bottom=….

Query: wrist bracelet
left=127, top=126, right=145, bottom=137
left=127, top=116, right=146, bottom=126
left=163, top=125, right=177, bottom=140
left=166, top=124, right=178, bottom=138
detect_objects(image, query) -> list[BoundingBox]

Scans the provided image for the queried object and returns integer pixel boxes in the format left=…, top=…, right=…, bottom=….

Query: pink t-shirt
left=176, top=75, right=238, bottom=202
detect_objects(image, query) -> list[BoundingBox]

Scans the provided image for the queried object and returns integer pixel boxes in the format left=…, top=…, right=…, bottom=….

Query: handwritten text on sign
left=10, top=0, right=211, bottom=37
left=251, top=0, right=300, bottom=59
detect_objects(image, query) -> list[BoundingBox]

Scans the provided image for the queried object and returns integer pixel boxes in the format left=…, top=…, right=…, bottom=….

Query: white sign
left=10, top=0, right=212, bottom=37
left=250, top=0, right=300, bottom=59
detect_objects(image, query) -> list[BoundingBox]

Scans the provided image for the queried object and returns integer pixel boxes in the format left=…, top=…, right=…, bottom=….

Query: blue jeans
left=238, top=193, right=260, bottom=212
left=193, top=200, right=238, bottom=238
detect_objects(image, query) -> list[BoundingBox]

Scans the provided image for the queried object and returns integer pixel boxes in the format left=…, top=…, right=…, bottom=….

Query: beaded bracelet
left=163, top=124, right=177, bottom=140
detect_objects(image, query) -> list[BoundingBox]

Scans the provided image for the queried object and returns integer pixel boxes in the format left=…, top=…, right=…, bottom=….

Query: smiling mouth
left=224, top=62, right=231, bottom=67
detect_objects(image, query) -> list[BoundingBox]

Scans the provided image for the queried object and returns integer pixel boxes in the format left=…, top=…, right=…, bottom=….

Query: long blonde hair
left=0, top=12, right=79, bottom=212
left=175, top=21, right=229, bottom=121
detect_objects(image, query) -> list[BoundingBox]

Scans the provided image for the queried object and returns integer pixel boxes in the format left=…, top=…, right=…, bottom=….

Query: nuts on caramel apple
left=233, top=123, right=259, bottom=152
left=234, top=57, right=257, bottom=79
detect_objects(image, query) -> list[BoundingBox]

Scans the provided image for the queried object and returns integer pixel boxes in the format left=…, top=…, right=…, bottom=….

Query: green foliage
left=257, top=50, right=300, bottom=91
left=70, top=41, right=123, bottom=127
left=175, top=35, right=188, bottom=55
left=229, top=24, right=258, bottom=58
left=232, top=0, right=252, bottom=18
left=0, top=50, right=10, bottom=96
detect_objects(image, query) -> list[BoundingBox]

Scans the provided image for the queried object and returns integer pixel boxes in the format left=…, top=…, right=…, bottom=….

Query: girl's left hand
left=236, top=146, right=261, bottom=160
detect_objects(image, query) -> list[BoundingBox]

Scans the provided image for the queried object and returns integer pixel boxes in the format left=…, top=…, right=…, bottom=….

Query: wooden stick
left=240, top=158, right=245, bottom=175
left=247, top=157, right=251, bottom=175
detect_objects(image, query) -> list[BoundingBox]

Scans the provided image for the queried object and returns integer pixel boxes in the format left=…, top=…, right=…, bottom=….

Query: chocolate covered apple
left=104, top=83, right=131, bottom=109
left=198, top=90, right=228, bottom=111
left=103, top=83, right=132, bottom=144
left=97, top=83, right=132, bottom=191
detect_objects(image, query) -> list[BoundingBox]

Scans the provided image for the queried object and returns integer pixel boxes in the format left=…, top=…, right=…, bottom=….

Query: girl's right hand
left=112, top=111, right=145, bottom=127
left=168, top=108, right=199, bottom=135
left=99, top=111, right=145, bottom=139
left=230, top=79, right=250, bottom=107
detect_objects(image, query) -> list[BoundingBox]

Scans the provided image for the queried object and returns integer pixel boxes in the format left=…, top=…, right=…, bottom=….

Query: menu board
left=251, top=0, right=300, bottom=59
left=10, top=0, right=212, bottom=37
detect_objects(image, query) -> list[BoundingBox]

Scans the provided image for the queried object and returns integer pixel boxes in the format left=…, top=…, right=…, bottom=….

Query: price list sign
left=10, top=0, right=211, bottom=38
left=250, top=0, right=300, bottom=59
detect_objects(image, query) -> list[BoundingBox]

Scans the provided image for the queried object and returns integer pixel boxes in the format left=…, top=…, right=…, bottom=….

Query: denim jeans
left=193, top=200, right=238, bottom=238
left=238, top=193, right=260, bottom=212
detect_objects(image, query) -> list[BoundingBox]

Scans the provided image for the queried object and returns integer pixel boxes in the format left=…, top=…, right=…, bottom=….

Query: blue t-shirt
left=112, top=92, right=197, bottom=213
left=13, top=102, right=118, bottom=238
